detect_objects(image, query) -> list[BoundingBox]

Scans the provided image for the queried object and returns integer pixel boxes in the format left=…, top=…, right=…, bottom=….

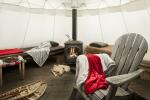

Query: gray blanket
left=26, top=41, right=51, bottom=67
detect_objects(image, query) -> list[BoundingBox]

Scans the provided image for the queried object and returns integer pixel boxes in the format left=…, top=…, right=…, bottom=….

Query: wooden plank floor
left=0, top=56, right=75, bottom=100
left=129, top=79, right=150, bottom=100
left=0, top=55, right=149, bottom=100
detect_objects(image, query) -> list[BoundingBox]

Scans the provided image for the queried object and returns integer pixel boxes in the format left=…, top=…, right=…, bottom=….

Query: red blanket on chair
left=84, top=54, right=108, bottom=94
left=0, top=48, right=23, bottom=56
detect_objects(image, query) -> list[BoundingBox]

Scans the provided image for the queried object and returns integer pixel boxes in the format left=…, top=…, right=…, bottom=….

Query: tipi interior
left=0, top=0, right=150, bottom=100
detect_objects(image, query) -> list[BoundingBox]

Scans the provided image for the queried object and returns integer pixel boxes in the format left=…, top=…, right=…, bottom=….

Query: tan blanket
left=85, top=45, right=150, bottom=68
left=85, top=45, right=112, bottom=56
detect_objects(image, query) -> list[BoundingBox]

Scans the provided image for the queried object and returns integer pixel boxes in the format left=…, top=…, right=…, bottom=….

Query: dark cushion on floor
left=89, top=42, right=108, bottom=48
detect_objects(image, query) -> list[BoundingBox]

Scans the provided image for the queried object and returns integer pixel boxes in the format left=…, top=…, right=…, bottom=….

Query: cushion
left=89, top=42, right=108, bottom=48
left=0, top=48, right=23, bottom=56
left=85, top=45, right=112, bottom=56
left=50, top=41, right=59, bottom=47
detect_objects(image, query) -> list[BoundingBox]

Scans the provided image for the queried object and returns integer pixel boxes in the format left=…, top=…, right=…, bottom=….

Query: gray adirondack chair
left=71, top=33, right=148, bottom=100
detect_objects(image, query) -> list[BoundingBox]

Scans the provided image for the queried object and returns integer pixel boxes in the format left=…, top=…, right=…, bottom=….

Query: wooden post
left=18, top=56, right=25, bottom=80
left=21, top=62, right=25, bottom=79
left=19, top=62, right=22, bottom=75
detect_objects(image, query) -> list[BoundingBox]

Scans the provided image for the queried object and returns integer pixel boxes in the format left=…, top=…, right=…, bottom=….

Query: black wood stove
left=64, top=9, right=83, bottom=65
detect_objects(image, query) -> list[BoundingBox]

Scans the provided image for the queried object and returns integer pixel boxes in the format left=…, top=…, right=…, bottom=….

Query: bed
left=0, top=41, right=64, bottom=86
left=0, top=41, right=64, bottom=61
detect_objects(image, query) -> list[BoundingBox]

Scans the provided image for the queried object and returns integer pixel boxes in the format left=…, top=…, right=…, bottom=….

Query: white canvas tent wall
left=0, top=0, right=150, bottom=50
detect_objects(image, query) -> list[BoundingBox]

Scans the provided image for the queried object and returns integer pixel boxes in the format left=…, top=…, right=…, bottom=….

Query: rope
left=120, top=12, right=129, bottom=33
left=21, top=0, right=31, bottom=48
left=98, top=15, right=104, bottom=42
left=52, top=12, right=56, bottom=41
left=47, top=0, right=55, bottom=8
left=18, top=0, right=23, bottom=5
left=43, top=0, right=47, bottom=8
left=97, top=0, right=104, bottom=42
left=103, top=0, right=110, bottom=7
left=51, top=4, right=62, bottom=41
left=18, top=0, right=31, bottom=8
left=120, top=0, right=129, bottom=33
left=21, top=13, right=31, bottom=48
left=26, top=0, right=31, bottom=8
left=144, top=0, right=150, bottom=18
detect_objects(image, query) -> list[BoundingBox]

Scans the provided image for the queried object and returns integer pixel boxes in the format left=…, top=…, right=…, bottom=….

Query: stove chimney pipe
left=72, top=9, right=77, bottom=41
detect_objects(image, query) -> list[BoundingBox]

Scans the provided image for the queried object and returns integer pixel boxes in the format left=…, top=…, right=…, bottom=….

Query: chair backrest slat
left=129, top=39, right=148, bottom=72
left=116, top=34, right=137, bottom=75
left=111, top=33, right=148, bottom=75
left=112, top=34, right=128, bottom=66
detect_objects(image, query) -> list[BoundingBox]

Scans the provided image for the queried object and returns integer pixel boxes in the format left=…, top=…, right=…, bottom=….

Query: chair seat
left=75, top=85, right=130, bottom=100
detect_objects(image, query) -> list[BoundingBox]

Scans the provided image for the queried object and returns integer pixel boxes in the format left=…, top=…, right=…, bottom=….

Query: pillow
left=89, top=42, right=108, bottom=48
left=36, top=41, right=51, bottom=49
left=50, top=41, right=59, bottom=47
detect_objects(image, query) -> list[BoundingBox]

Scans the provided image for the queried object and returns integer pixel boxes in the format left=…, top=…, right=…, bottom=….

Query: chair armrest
left=106, top=69, right=144, bottom=86
left=104, top=64, right=116, bottom=77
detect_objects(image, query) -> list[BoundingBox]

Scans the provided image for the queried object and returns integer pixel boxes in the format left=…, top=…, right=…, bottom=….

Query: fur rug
left=51, top=64, right=70, bottom=77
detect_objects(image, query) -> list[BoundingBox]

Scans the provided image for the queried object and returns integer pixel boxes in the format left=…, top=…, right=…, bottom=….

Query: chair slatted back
left=111, top=33, right=148, bottom=75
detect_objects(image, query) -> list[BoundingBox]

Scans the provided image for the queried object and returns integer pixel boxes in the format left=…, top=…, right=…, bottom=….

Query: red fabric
left=84, top=54, right=108, bottom=94
left=0, top=48, right=23, bottom=56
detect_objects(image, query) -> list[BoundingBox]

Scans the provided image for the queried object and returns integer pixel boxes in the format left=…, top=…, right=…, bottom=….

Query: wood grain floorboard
left=0, top=55, right=149, bottom=100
